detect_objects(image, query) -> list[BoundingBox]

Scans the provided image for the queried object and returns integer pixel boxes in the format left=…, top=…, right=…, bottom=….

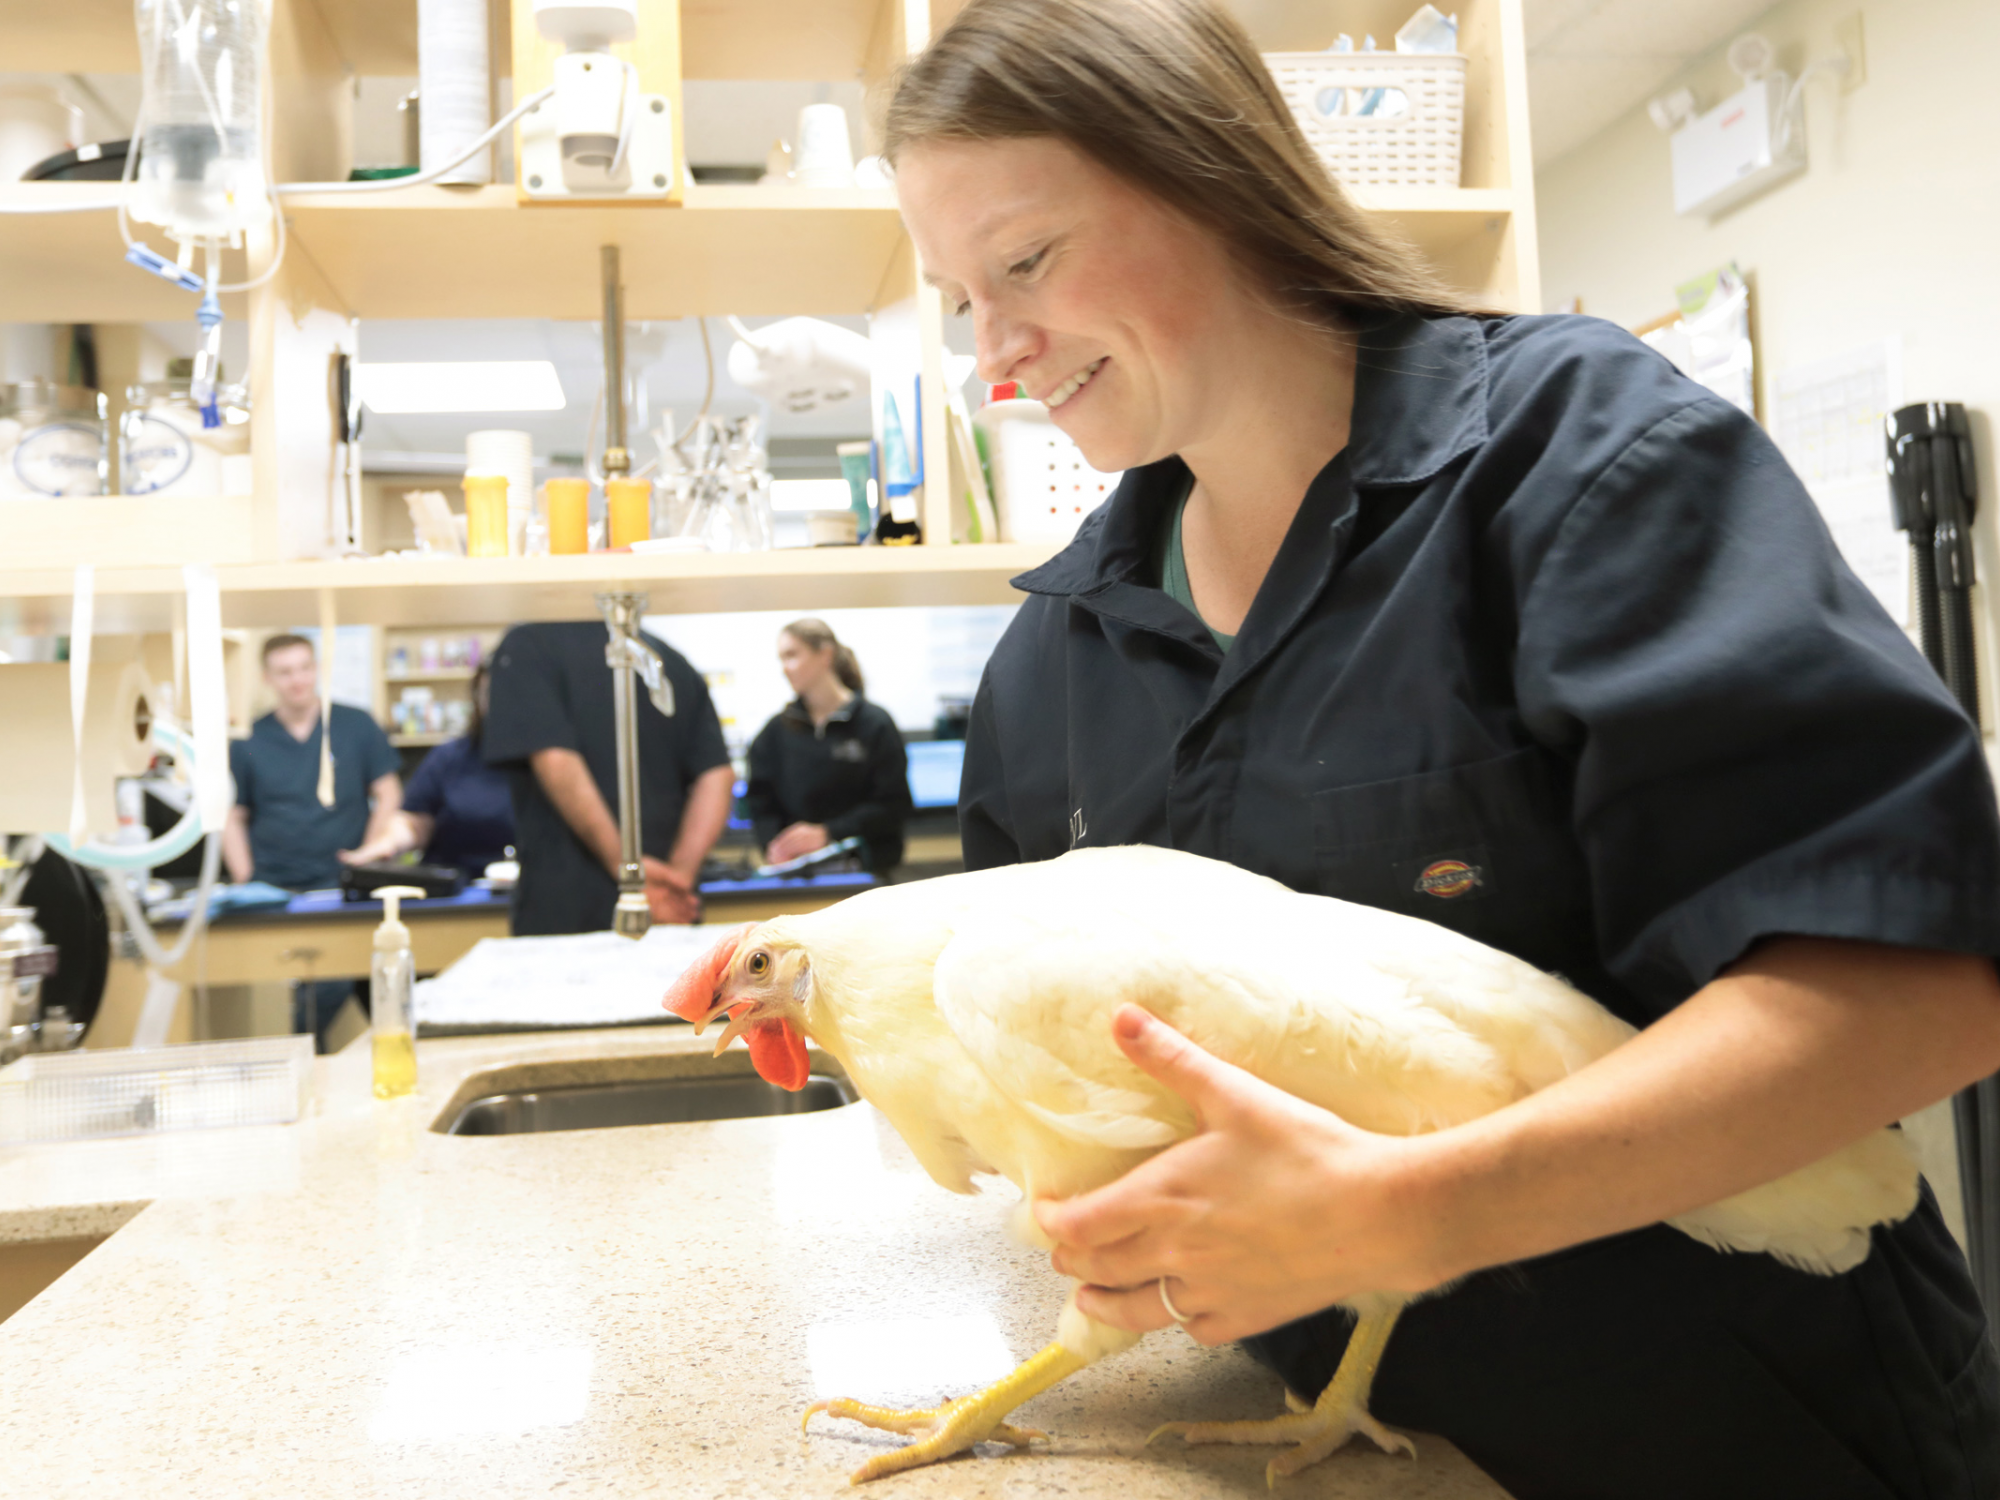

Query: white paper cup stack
left=466, top=429, right=534, bottom=556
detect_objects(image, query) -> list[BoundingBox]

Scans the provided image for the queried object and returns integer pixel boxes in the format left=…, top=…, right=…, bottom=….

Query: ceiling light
left=356, top=361, right=567, bottom=414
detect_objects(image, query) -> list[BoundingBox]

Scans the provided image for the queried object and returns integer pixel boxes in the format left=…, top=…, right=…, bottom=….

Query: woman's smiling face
left=895, top=135, right=1254, bottom=474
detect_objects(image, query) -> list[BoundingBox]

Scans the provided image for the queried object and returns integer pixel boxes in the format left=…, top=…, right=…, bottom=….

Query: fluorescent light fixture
left=769, top=478, right=855, bottom=512
left=356, top=361, right=566, bottom=414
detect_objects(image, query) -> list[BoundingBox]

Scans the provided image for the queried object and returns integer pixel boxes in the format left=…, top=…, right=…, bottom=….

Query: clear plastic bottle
left=131, top=0, right=272, bottom=239
left=369, top=886, right=426, bottom=1100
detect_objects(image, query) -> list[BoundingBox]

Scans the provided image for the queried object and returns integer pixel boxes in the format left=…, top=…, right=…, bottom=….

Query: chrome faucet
left=596, top=590, right=675, bottom=938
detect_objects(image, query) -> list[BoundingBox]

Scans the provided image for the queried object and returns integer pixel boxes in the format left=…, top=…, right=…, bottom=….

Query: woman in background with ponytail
left=745, top=618, right=911, bottom=875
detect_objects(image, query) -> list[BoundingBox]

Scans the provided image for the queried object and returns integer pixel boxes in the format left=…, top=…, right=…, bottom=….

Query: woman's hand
left=766, top=823, right=830, bottom=864
left=1034, top=1006, right=1451, bottom=1346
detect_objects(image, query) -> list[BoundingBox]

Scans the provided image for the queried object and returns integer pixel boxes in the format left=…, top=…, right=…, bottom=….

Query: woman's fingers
left=1072, top=1277, right=1183, bottom=1336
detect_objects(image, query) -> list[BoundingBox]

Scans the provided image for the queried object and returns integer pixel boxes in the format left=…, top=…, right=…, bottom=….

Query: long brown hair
left=884, top=0, right=1476, bottom=329
left=783, top=618, right=864, bottom=695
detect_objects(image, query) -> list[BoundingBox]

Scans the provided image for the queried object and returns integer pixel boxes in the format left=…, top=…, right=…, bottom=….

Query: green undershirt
left=1158, top=479, right=1235, bottom=652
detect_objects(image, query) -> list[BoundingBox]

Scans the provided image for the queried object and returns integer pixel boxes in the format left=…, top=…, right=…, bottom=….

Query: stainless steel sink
left=439, top=1074, right=857, bottom=1135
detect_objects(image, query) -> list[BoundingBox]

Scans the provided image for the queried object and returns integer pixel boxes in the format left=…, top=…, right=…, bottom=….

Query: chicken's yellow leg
left=804, top=1341, right=1088, bottom=1484
left=1150, top=1294, right=1415, bottom=1489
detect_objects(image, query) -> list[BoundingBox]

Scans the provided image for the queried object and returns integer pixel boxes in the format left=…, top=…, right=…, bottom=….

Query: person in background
left=340, top=663, right=515, bottom=880
left=222, top=632, right=401, bottom=1049
left=744, top=618, right=911, bottom=876
left=483, top=620, right=735, bottom=936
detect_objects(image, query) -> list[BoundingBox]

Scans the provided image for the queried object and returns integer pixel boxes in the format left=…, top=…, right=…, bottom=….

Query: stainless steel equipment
left=439, top=1072, right=856, bottom=1135
left=0, top=907, right=60, bottom=1064
left=596, top=589, right=676, bottom=938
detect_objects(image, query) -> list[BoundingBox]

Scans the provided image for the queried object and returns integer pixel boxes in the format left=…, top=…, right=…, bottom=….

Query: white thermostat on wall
left=1670, top=75, right=1805, bottom=218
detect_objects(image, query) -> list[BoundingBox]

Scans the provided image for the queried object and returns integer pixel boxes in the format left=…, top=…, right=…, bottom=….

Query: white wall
left=1536, top=0, right=2000, bottom=733
left=647, top=604, right=1019, bottom=759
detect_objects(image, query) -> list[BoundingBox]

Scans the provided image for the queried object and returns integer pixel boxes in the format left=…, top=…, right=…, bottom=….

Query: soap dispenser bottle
left=370, top=885, right=426, bottom=1099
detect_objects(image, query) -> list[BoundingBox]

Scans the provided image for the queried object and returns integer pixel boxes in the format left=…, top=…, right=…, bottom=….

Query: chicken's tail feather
left=1665, top=1126, right=1920, bottom=1276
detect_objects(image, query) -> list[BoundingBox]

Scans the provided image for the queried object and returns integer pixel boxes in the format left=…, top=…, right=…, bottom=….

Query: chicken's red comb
left=663, top=924, right=754, bottom=1025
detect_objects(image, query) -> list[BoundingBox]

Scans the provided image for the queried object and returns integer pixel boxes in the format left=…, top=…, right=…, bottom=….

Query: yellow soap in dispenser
left=371, top=885, right=427, bottom=1099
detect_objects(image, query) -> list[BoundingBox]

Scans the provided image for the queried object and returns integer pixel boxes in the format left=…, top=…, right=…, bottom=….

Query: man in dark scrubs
left=223, top=632, right=401, bottom=1046
left=483, top=620, right=734, bottom=936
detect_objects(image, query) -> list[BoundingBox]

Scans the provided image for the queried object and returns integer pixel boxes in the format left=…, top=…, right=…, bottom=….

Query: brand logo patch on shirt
left=1413, top=858, right=1483, bottom=899
left=830, top=739, right=868, bottom=763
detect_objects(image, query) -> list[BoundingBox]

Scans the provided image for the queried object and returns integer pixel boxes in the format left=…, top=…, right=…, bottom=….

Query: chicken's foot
left=803, top=1341, right=1086, bottom=1484
left=1150, top=1295, right=1414, bottom=1489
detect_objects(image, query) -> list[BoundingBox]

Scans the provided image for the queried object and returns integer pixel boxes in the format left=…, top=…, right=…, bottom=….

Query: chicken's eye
left=748, top=952, right=770, bottom=977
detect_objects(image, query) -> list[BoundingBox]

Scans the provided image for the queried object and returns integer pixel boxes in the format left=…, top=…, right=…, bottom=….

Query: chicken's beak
left=662, top=924, right=754, bottom=1032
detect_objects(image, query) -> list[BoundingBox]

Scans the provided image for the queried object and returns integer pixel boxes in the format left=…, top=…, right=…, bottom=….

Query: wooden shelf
left=0, top=187, right=257, bottom=324
left=0, top=493, right=259, bottom=569
left=0, top=544, right=1058, bottom=633
left=262, top=183, right=903, bottom=320
left=385, top=668, right=478, bottom=682
left=389, top=732, right=454, bottom=747
left=0, top=182, right=1526, bottom=324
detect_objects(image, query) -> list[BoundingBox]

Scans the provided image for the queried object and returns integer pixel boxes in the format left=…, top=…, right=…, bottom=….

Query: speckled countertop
left=0, top=1027, right=1510, bottom=1499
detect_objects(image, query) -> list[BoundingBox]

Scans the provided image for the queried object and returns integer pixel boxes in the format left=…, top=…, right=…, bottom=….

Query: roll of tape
left=0, top=660, right=155, bottom=836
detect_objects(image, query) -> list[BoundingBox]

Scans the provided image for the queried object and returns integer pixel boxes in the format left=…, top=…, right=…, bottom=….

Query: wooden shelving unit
left=0, top=0, right=1539, bottom=631
left=0, top=543, right=1060, bottom=634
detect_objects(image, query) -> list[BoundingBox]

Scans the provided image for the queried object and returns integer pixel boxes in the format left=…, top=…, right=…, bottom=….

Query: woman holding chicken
left=886, top=0, right=2000, bottom=1493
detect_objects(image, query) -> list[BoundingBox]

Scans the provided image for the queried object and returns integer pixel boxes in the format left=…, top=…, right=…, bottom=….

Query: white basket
left=979, top=402, right=1121, bottom=547
left=1263, top=51, right=1467, bottom=189
left=0, top=1035, right=314, bottom=1144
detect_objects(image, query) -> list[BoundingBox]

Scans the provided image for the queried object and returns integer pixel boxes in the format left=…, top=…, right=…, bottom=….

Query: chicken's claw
left=801, top=1342, right=1082, bottom=1483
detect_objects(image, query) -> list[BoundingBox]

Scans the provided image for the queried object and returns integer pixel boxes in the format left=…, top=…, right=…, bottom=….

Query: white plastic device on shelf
left=520, top=0, right=674, bottom=199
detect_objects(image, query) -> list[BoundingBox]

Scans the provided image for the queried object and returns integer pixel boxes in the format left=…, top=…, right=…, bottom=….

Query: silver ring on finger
left=1158, top=1276, right=1194, bottom=1325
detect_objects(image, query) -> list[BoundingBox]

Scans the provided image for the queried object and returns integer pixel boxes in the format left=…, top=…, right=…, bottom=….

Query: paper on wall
left=1770, top=339, right=1907, bottom=624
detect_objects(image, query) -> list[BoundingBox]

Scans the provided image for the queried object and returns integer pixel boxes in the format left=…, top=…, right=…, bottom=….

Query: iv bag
left=132, top=0, right=271, bottom=240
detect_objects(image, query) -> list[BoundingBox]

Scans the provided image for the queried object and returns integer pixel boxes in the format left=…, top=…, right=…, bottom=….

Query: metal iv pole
left=1887, top=400, right=1997, bottom=1330
left=595, top=244, right=675, bottom=938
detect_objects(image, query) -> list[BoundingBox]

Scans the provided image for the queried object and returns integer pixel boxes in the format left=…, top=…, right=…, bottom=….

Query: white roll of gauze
left=0, top=661, right=156, bottom=837
left=419, top=0, right=492, bottom=186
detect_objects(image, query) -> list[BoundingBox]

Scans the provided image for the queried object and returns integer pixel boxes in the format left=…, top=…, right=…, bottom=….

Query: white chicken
left=663, top=845, right=1919, bottom=1486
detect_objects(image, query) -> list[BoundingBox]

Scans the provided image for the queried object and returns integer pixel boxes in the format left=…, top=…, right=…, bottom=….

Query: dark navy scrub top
left=229, top=704, right=398, bottom=891
left=401, top=733, right=514, bottom=878
left=744, top=696, right=912, bottom=871
left=960, top=312, right=2000, bottom=1499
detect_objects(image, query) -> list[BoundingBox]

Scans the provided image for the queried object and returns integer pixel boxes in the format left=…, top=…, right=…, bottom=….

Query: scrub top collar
left=1013, top=311, right=1489, bottom=600
left=1011, top=312, right=1488, bottom=713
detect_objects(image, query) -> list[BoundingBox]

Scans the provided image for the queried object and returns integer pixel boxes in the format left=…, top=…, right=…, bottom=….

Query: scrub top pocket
left=1309, top=746, right=1596, bottom=974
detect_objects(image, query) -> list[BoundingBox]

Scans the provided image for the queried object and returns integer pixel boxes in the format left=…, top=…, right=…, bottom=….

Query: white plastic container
left=973, top=397, right=1121, bottom=547
left=0, top=1035, right=313, bottom=1144
left=0, top=84, right=83, bottom=183
left=1262, top=50, right=1467, bottom=189
left=120, top=377, right=252, bottom=497
left=0, top=382, right=108, bottom=499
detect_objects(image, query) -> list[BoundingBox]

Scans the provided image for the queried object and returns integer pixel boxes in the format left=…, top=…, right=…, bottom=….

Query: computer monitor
left=905, top=739, right=966, bottom=811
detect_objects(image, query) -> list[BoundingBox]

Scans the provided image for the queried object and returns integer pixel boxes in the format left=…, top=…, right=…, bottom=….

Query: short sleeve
left=670, top=661, right=731, bottom=780
left=1514, top=392, right=2000, bottom=1008
left=228, top=737, right=256, bottom=811
left=482, top=627, right=578, bottom=766
left=356, top=710, right=398, bottom=784
left=402, top=739, right=452, bottom=816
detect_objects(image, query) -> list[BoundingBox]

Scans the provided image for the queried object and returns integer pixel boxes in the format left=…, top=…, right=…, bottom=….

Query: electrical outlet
left=1834, top=11, right=1866, bottom=92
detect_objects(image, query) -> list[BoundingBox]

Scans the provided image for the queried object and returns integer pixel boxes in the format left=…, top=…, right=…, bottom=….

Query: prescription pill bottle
left=606, top=477, right=651, bottom=549
left=544, top=476, right=589, bottom=554
left=462, top=473, right=509, bottom=558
